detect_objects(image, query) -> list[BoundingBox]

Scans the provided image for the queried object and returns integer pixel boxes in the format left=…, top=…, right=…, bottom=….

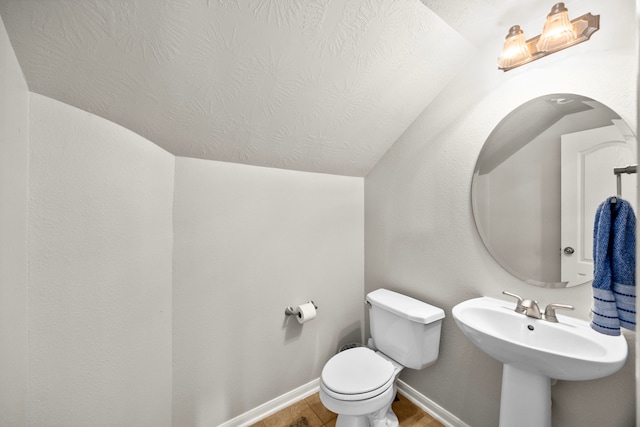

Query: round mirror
left=472, top=94, right=637, bottom=288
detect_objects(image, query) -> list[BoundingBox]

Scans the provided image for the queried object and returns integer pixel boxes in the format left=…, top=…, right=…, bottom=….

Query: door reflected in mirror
left=472, top=94, right=637, bottom=288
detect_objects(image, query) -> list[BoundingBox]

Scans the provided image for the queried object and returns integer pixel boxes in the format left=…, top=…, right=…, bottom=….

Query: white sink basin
left=452, top=296, right=628, bottom=427
left=452, top=296, right=627, bottom=380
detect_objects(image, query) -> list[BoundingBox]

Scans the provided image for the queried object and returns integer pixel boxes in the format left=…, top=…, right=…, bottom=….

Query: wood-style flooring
left=250, top=392, right=445, bottom=427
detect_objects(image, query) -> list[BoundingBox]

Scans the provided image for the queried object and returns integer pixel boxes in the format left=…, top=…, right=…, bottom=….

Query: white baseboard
left=396, top=379, right=471, bottom=427
left=218, top=378, right=320, bottom=427
left=218, top=378, right=469, bottom=427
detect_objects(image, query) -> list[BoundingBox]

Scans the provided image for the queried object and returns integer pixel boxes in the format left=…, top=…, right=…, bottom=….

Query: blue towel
left=591, top=197, right=636, bottom=335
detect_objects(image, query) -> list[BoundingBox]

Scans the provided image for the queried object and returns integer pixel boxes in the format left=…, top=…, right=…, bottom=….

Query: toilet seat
left=321, top=347, right=396, bottom=401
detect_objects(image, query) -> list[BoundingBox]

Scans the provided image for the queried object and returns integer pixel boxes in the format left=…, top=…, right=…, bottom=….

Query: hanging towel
left=591, top=197, right=636, bottom=335
left=591, top=198, right=619, bottom=334
left=611, top=198, right=636, bottom=330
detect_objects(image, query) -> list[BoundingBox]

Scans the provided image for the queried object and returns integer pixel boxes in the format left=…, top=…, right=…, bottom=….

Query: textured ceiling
left=419, top=0, right=553, bottom=46
left=0, top=0, right=552, bottom=176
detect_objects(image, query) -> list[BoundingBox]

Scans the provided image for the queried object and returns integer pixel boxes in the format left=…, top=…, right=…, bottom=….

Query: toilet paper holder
left=285, top=301, right=318, bottom=316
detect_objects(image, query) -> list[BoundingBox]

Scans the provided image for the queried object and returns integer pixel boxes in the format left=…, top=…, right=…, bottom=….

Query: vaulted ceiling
left=0, top=0, right=552, bottom=176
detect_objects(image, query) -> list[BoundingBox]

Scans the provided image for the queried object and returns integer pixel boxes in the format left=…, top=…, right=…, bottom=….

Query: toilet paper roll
left=296, top=302, right=317, bottom=324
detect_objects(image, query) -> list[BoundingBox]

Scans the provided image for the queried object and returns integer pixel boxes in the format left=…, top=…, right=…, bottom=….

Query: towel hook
left=612, top=164, right=638, bottom=203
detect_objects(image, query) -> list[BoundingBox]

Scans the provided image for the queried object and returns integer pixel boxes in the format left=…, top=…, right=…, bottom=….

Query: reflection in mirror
left=472, top=94, right=637, bottom=288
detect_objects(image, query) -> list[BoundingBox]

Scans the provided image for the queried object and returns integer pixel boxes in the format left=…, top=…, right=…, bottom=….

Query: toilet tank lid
left=366, top=289, right=445, bottom=324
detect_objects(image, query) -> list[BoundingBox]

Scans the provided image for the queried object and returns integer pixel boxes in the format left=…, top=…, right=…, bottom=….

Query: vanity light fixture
left=498, top=3, right=599, bottom=71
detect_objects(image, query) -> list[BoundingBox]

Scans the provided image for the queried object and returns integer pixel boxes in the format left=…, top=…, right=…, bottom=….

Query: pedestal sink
left=452, top=296, right=627, bottom=427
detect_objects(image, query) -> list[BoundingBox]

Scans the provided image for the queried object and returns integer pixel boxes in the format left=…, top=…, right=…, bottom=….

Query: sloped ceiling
left=0, top=0, right=551, bottom=176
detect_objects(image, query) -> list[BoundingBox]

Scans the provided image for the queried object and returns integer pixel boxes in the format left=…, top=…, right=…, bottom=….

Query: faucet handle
left=544, top=303, right=575, bottom=323
left=502, top=291, right=525, bottom=313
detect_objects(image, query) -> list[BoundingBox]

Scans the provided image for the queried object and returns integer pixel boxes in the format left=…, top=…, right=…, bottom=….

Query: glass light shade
left=498, top=25, right=532, bottom=70
left=536, top=3, right=576, bottom=52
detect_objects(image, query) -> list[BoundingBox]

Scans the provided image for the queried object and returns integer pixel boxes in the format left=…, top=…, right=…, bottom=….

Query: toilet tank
left=367, top=289, right=445, bottom=370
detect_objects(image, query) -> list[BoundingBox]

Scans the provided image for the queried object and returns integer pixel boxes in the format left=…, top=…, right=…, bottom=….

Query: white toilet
left=319, top=288, right=445, bottom=427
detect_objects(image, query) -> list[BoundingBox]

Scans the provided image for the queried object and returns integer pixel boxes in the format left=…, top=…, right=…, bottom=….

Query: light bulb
left=536, top=3, right=576, bottom=52
left=498, top=25, right=532, bottom=70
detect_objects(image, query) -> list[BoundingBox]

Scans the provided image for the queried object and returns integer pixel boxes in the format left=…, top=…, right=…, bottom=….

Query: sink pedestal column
left=500, top=364, right=551, bottom=427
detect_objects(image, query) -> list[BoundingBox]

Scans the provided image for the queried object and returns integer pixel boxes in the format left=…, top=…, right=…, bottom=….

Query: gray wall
left=172, top=158, right=364, bottom=426
left=27, top=94, right=175, bottom=427
left=6, top=86, right=364, bottom=426
left=0, top=13, right=29, bottom=427
left=365, top=0, right=637, bottom=426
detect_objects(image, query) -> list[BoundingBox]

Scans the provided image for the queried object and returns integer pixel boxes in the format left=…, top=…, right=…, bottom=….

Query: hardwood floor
left=250, top=392, right=445, bottom=427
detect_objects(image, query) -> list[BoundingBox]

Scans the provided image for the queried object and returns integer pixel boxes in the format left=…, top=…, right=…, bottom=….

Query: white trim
left=217, top=378, right=470, bottom=427
left=217, top=379, right=320, bottom=427
left=397, top=380, right=471, bottom=427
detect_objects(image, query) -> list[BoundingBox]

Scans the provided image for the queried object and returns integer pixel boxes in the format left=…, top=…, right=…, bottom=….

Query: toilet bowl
left=319, top=289, right=445, bottom=427
left=320, top=347, right=403, bottom=427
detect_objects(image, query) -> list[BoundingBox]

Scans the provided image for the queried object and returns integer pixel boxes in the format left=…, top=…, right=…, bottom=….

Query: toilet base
left=335, top=414, right=369, bottom=427
left=335, top=401, right=398, bottom=427
left=321, top=383, right=399, bottom=427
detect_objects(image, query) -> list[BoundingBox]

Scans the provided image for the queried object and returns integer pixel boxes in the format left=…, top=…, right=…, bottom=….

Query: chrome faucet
left=520, top=299, right=542, bottom=319
left=502, top=291, right=541, bottom=319
left=503, top=291, right=574, bottom=322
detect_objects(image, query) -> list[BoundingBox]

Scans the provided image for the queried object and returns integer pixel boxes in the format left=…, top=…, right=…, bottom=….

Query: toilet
left=319, top=288, right=445, bottom=427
